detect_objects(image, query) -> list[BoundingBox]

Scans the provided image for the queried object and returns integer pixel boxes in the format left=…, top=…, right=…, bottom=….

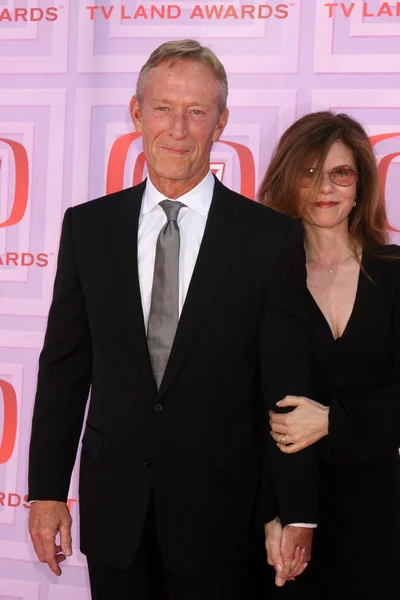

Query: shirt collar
left=142, top=170, right=215, bottom=216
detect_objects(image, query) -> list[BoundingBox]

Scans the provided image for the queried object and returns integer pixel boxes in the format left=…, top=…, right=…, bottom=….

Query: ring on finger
left=279, top=433, right=287, bottom=445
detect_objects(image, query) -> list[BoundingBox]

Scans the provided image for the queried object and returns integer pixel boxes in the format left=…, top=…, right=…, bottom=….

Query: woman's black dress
left=269, top=247, right=400, bottom=599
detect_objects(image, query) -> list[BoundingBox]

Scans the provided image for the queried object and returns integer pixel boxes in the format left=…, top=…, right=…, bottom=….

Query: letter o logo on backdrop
left=370, top=132, right=400, bottom=232
left=0, top=138, right=29, bottom=228
left=106, top=134, right=256, bottom=199
left=0, top=379, right=18, bottom=465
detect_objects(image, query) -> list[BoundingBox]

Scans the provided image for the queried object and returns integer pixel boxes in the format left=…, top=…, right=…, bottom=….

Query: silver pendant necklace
left=308, top=251, right=354, bottom=275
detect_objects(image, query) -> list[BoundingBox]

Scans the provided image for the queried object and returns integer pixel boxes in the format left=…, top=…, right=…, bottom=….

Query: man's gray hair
left=136, top=39, right=228, bottom=114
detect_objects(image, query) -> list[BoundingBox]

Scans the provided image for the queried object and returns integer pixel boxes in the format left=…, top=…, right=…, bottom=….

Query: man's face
left=130, top=59, right=228, bottom=195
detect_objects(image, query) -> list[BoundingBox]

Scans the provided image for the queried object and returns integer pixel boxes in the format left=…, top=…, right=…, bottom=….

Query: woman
left=259, top=111, right=400, bottom=598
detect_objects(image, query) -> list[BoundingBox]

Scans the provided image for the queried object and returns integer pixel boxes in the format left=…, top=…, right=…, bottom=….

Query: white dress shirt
left=138, top=170, right=214, bottom=330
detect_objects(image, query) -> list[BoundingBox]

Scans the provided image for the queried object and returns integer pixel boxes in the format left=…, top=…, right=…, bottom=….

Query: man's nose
left=169, top=112, right=188, bottom=139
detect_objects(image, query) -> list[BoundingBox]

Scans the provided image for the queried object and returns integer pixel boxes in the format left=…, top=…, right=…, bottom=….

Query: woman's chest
left=307, top=261, right=360, bottom=340
left=308, top=267, right=395, bottom=394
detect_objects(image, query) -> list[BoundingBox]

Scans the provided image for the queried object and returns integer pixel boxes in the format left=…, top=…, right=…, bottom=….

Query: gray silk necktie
left=147, top=200, right=185, bottom=388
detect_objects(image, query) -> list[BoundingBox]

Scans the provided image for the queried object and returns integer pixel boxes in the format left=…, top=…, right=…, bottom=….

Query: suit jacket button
left=144, top=458, right=152, bottom=468
left=154, top=403, right=163, bottom=412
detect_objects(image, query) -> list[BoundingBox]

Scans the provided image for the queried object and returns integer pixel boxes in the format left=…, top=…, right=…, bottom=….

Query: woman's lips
left=316, top=201, right=338, bottom=208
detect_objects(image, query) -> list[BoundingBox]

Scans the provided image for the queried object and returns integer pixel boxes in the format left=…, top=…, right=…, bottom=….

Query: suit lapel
left=109, top=180, right=157, bottom=397
left=158, top=179, right=254, bottom=399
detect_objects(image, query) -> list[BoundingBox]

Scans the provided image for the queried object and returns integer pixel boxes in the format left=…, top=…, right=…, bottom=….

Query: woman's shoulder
left=377, top=243, right=400, bottom=256
left=363, top=244, right=400, bottom=284
left=364, top=244, right=400, bottom=261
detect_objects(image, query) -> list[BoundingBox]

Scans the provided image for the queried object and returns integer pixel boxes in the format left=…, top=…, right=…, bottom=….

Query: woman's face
left=300, top=141, right=357, bottom=230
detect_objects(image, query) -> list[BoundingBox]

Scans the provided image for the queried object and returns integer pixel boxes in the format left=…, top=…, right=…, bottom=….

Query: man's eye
left=156, top=107, right=169, bottom=112
left=191, top=110, right=204, bottom=116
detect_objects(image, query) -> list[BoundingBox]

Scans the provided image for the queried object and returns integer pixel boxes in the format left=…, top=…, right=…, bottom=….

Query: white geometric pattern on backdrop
left=0, top=1, right=399, bottom=597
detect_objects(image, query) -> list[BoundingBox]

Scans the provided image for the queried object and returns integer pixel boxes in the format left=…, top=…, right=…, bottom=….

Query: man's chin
left=151, top=167, right=193, bottom=182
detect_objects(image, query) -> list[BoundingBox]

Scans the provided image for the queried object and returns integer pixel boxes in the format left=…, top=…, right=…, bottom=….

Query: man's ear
left=212, top=107, right=229, bottom=143
left=130, top=95, right=143, bottom=133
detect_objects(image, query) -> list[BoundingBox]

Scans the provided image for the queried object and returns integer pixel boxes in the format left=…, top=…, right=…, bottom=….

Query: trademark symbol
left=58, top=5, right=64, bottom=9
left=290, top=2, right=295, bottom=6
left=49, top=252, right=55, bottom=256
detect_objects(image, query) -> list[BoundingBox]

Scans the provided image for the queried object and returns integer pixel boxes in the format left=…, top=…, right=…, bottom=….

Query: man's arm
left=28, top=208, right=92, bottom=574
left=259, top=220, right=319, bottom=571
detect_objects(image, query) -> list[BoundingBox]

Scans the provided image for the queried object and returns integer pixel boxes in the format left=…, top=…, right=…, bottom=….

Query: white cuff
left=287, top=522, right=317, bottom=528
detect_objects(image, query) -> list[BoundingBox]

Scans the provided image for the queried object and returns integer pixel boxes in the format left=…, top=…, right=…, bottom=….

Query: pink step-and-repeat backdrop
left=1, top=1, right=400, bottom=598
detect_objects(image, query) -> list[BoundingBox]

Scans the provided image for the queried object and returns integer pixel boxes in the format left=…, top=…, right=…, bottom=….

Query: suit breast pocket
left=81, top=423, right=104, bottom=461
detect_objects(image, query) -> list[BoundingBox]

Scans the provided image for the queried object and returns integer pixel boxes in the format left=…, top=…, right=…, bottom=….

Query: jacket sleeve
left=28, top=208, right=92, bottom=502
left=257, top=220, right=319, bottom=527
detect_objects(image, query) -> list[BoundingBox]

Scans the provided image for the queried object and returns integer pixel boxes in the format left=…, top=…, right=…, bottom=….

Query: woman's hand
left=269, top=395, right=329, bottom=453
left=264, top=517, right=307, bottom=586
left=265, top=517, right=284, bottom=583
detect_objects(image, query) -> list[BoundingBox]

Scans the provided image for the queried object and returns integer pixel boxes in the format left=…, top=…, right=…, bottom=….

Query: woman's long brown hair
left=258, top=111, right=388, bottom=251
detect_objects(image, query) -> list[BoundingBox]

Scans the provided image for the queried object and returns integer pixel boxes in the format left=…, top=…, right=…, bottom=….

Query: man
left=28, top=40, right=318, bottom=599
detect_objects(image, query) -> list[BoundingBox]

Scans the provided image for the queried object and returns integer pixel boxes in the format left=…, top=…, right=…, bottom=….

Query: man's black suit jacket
left=28, top=177, right=319, bottom=575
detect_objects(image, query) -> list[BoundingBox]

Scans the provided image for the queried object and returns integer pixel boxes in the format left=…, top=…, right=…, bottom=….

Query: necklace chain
left=307, top=251, right=355, bottom=275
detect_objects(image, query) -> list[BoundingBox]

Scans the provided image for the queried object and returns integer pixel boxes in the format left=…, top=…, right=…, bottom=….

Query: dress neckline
left=308, top=253, right=364, bottom=343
